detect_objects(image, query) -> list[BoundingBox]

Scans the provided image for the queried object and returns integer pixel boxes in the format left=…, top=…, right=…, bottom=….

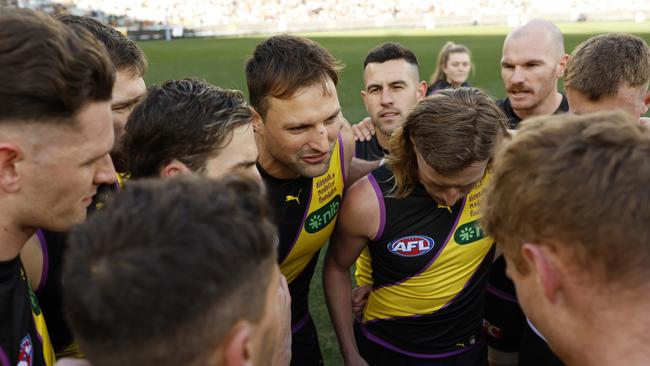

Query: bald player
left=498, top=19, right=569, bottom=129
left=485, top=19, right=570, bottom=366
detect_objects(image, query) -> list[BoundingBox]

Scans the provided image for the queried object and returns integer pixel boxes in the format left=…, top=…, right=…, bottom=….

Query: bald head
left=505, top=19, right=565, bottom=58
left=500, top=19, right=567, bottom=119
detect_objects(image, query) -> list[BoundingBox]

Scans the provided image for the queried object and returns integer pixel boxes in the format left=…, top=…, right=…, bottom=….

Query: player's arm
left=324, top=176, right=379, bottom=366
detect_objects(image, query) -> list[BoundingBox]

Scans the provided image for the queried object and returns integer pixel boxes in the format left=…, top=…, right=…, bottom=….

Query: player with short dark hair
left=122, top=78, right=260, bottom=183
left=246, top=34, right=355, bottom=365
left=356, top=42, right=426, bottom=162
left=0, top=8, right=116, bottom=366
left=325, top=88, right=508, bottom=365
left=64, top=176, right=283, bottom=366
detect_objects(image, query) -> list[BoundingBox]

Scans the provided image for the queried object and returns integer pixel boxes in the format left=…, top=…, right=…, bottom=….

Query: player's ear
left=642, top=90, right=650, bottom=114
left=416, top=81, right=427, bottom=100
left=520, top=243, right=561, bottom=303
left=556, top=53, right=569, bottom=78
left=160, top=159, right=190, bottom=178
left=223, top=321, right=254, bottom=366
left=250, top=107, right=264, bottom=134
left=0, top=142, right=23, bottom=193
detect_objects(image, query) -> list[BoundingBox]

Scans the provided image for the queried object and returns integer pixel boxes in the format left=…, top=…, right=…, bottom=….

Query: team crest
left=17, top=335, right=33, bottom=366
left=387, top=235, right=435, bottom=257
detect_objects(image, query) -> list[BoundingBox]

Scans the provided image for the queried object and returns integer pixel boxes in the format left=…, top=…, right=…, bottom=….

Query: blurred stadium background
left=3, top=0, right=650, bottom=364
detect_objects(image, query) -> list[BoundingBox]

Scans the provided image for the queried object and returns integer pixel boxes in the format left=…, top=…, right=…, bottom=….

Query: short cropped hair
left=389, top=87, right=508, bottom=198
left=363, top=42, right=419, bottom=69
left=246, top=34, right=342, bottom=118
left=0, top=9, right=114, bottom=124
left=122, top=78, right=252, bottom=178
left=64, top=176, right=277, bottom=366
left=565, top=34, right=650, bottom=101
left=57, top=14, right=148, bottom=77
left=483, top=111, right=650, bottom=288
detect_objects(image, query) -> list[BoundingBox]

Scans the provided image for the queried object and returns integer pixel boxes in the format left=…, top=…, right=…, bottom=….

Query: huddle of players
left=1, top=7, right=648, bottom=366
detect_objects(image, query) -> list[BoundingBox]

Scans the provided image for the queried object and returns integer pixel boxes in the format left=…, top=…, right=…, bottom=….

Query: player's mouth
left=508, top=89, right=532, bottom=99
left=301, top=152, right=328, bottom=164
left=82, top=194, right=95, bottom=207
left=380, top=111, right=400, bottom=120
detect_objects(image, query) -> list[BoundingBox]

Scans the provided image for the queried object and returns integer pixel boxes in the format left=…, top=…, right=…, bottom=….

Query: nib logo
left=305, top=195, right=341, bottom=233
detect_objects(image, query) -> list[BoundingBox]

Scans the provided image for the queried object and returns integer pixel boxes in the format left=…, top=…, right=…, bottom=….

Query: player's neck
left=563, top=297, right=650, bottom=366
left=376, top=129, right=391, bottom=151
left=0, top=215, right=34, bottom=261
left=513, top=91, right=563, bottom=120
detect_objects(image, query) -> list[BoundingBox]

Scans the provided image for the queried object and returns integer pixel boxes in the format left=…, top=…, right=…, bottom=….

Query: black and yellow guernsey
left=355, top=166, right=495, bottom=358
left=260, top=133, right=346, bottom=331
left=0, top=255, right=55, bottom=366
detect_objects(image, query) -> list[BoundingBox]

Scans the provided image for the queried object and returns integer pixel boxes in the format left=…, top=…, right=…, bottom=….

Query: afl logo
left=387, top=235, right=435, bottom=257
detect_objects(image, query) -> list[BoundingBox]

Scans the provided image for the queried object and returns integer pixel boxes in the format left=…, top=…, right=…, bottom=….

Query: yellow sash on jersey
left=22, top=268, right=56, bottom=366
left=280, top=137, right=345, bottom=283
left=363, top=173, right=493, bottom=322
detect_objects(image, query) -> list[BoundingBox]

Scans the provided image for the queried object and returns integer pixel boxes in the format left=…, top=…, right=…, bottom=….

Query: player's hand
left=344, top=352, right=370, bottom=366
left=272, top=274, right=292, bottom=366
left=351, top=284, right=371, bottom=317
left=352, top=117, right=375, bottom=141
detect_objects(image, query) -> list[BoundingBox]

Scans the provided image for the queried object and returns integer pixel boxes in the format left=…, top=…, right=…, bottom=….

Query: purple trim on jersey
left=0, top=347, right=9, bottom=366
left=359, top=322, right=475, bottom=359
left=486, top=283, right=518, bottom=304
left=291, top=311, right=310, bottom=333
left=35, top=229, right=49, bottom=294
left=527, top=318, right=548, bottom=343
left=364, top=246, right=494, bottom=325
left=279, top=188, right=314, bottom=264
left=372, top=197, right=467, bottom=291
left=367, top=174, right=386, bottom=241
left=338, top=132, right=346, bottom=183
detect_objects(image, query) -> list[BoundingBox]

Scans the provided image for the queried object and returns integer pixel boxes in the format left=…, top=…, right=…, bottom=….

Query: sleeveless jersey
left=260, top=133, right=346, bottom=328
left=0, top=256, right=55, bottom=366
left=355, top=135, right=387, bottom=162
left=357, top=166, right=495, bottom=358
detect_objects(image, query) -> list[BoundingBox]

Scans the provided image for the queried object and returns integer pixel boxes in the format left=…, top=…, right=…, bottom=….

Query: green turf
left=137, top=24, right=650, bottom=365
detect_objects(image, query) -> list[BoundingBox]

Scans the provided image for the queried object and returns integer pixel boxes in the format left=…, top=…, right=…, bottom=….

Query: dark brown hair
left=57, top=14, right=148, bottom=77
left=245, top=34, right=342, bottom=118
left=0, top=8, right=114, bottom=124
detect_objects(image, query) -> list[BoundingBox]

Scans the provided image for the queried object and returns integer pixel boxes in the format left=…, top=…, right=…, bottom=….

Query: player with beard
left=246, top=34, right=355, bottom=365
left=356, top=43, right=426, bottom=162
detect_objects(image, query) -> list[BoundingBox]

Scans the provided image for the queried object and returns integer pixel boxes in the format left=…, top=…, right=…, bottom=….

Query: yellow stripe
left=280, top=138, right=345, bottom=283
left=363, top=174, right=492, bottom=321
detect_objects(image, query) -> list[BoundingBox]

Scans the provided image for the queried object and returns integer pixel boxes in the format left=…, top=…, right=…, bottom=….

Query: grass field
left=138, top=23, right=650, bottom=365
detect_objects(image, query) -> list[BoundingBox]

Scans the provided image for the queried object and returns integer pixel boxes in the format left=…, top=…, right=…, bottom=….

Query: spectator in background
left=426, top=41, right=472, bottom=95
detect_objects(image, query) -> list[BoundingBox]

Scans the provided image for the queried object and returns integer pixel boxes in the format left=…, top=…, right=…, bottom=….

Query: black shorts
left=483, top=256, right=525, bottom=353
left=290, top=313, right=323, bottom=366
left=354, top=322, right=488, bottom=366
left=518, top=321, right=564, bottom=366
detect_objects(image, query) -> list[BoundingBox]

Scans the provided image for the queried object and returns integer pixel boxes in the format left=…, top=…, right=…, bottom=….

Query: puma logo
left=437, top=203, right=452, bottom=213
left=285, top=189, right=301, bottom=205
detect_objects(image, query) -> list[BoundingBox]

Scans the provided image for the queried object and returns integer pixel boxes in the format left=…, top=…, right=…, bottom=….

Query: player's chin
left=296, top=160, right=330, bottom=178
